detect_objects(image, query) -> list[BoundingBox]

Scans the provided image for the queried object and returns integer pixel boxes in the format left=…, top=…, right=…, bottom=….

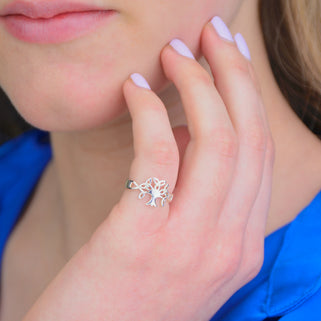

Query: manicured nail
left=210, top=16, right=234, bottom=43
left=234, top=33, right=251, bottom=61
left=169, top=38, right=195, bottom=60
left=130, top=73, right=151, bottom=90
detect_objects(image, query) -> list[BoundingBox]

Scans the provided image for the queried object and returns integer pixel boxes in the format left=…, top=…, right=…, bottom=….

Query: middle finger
left=160, top=37, right=238, bottom=226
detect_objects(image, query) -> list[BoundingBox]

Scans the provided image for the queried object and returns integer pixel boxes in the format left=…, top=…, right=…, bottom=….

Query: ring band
left=125, top=177, right=173, bottom=207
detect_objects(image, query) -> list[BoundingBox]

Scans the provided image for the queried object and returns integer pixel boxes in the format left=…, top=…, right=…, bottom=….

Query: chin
left=18, top=91, right=129, bottom=132
left=6, top=74, right=133, bottom=132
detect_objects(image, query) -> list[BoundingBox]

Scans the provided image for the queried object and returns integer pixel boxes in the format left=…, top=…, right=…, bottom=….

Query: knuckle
left=227, top=259, right=241, bottom=277
left=248, top=254, right=264, bottom=280
left=204, top=127, right=239, bottom=159
left=165, top=236, right=201, bottom=275
left=240, top=118, right=267, bottom=152
left=171, top=251, right=197, bottom=274
left=228, top=52, right=250, bottom=77
left=205, top=234, right=243, bottom=282
left=248, top=63, right=262, bottom=95
left=266, top=135, right=276, bottom=165
left=244, top=244, right=264, bottom=282
left=147, top=139, right=179, bottom=166
left=224, top=249, right=242, bottom=277
left=188, top=69, right=214, bottom=90
left=252, top=253, right=264, bottom=277
left=218, top=239, right=243, bottom=277
left=147, top=101, right=166, bottom=113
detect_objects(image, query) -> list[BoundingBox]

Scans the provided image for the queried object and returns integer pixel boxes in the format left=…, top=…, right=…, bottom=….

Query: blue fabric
left=0, top=129, right=51, bottom=273
left=210, top=188, right=321, bottom=320
left=1, top=129, right=321, bottom=320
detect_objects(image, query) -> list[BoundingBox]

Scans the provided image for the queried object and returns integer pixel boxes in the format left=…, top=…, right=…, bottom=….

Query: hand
left=23, top=17, right=275, bottom=321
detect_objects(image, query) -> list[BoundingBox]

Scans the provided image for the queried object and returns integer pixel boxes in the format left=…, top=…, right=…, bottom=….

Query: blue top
left=1, top=129, right=321, bottom=320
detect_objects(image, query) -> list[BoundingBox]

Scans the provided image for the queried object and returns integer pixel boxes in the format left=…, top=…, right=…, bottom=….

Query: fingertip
left=234, top=33, right=251, bottom=61
left=168, top=38, right=196, bottom=60
left=130, top=72, right=151, bottom=90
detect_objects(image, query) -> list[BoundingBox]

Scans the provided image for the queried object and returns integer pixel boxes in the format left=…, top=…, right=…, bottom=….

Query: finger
left=236, top=135, right=275, bottom=287
left=172, top=125, right=191, bottom=171
left=235, top=32, right=271, bottom=145
left=116, top=73, right=179, bottom=233
left=200, top=18, right=268, bottom=233
left=160, top=38, right=238, bottom=228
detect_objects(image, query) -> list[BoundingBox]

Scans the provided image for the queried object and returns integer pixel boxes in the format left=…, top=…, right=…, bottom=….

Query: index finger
left=116, top=73, right=179, bottom=233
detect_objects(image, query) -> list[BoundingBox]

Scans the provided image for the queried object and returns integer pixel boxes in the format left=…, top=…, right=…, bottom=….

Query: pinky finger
left=237, top=135, right=275, bottom=286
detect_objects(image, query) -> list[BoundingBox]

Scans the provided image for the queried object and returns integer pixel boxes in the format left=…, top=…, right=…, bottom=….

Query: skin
left=1, top=0, right=321, bottom=320
left=0, top=0, right=242, bottom=130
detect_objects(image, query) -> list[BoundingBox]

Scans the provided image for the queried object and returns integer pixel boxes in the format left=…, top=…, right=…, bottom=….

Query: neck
left=49, top=86, right=187, bottom=255
left=49, top=0, right=321, bottom=257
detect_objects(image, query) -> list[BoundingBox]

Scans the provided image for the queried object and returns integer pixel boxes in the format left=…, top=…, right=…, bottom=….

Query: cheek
left=0, top=19, right=159, bottom=131
left=0, top=13, right=173, bottom=131
left=0, top=0, right=242, bottom=132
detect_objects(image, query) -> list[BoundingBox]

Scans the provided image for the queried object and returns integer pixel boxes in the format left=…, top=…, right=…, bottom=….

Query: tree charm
left=127, top=177, right=173, bottom=207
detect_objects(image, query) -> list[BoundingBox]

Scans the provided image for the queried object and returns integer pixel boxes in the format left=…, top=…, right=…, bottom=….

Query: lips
left=0, top=0, right=111, bottom=18
left=0, top=1, right=117, bottom=43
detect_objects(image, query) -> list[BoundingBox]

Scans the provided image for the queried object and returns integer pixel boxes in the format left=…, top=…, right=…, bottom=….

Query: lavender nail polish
left=130, top=73, right=151, bottom=90
left=234, top=33, right=251, bottom=61
left=169, top=38, right=195, bottom=60
left=210, top=16, right=234, bottom=43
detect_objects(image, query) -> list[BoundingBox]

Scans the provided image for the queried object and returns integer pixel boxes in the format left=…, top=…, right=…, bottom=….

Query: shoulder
left=0, top=129, right=51, bottom=160
left=0, top=129, right=52, bottom=266
left=277, top=287, right=321, bottom=320
left=264, top=189, right=321, bottom=319
left=0, top=129, right=52, bottom=213
left=210, top=189, right=321, bottom=321
left=0, top=129, right=51, bottom=190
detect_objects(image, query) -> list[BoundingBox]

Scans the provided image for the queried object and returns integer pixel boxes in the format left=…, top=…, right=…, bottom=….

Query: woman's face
left=0, top=0, right=242, bottom=131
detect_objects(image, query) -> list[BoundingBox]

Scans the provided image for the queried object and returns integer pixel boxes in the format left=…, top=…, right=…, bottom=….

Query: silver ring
left=125, top=177, right=173, bottom=207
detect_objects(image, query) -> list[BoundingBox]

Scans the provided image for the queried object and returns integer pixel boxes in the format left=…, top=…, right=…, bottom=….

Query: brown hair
left=259, top=0, right=321, bottom=138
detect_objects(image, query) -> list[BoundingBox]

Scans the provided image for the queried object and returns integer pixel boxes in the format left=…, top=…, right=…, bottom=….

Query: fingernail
left=210, top=16, right=234, bottom=43
left=234, top=33, right=251, bottom=61
left=130, top=73, right=151, bottom=90
left=169, top=38, right=196, bottom=60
